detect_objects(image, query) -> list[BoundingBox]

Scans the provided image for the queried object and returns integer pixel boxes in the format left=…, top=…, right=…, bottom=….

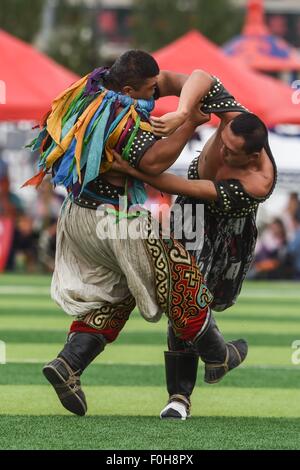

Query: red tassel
left=40, top=134, right=50, bottom=152
left=40, top=110, right=51, bottom=129
left=21, top=169, right=47, bottom=188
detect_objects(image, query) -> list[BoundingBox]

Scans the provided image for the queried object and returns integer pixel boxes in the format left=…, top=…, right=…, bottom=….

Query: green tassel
left=122, top=116, right=140, bottom=160
left=62, top=90, right=84, bottom=126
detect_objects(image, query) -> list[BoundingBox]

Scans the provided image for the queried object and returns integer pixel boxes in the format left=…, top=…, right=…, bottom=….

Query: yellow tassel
left=45, top=129, right=75, bottom=168
left=74, top=92, right=106, bottom=183
left=47, top=75, right=89, bottom=145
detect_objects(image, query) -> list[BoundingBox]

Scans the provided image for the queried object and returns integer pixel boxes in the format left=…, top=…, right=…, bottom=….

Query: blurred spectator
left=0, top=155, right=26, bottom=271
left=286, top=212, right=300, bottom=280
left=13, top=214, right=38, bottom=272
left=38, top=218, right=57, bottom=272
left=29, top=180, right=64, bottom=231
left=0, top=156, right=23, bottom=219
left=0, top=160, right=64, bottom=272
left=14, top=178, right=64, bottom=272
left=249, top=218, right=290, bottom=279
left=281, top=192, right=300, bottom=242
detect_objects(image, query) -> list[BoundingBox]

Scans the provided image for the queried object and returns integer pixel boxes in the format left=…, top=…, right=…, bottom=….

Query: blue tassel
left=81, top=101, right=112, bottom=191
left=32, top=128, right=48, bottom=151
left=84, top=96, right=108, bottom=142
left=104, top=104, right=130, bottom=141
left=61, top=112, right=80, bottom=140
left=129, top=180, right=148, bottom=206
left=38, top=140, right=57, bottom=168
left=52, top=138, right=76, bottom=187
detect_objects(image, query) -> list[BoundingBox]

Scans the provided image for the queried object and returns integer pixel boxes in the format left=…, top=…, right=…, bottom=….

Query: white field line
left=240, top=292, right=300, bottom=299
left=0, top=287, right=50, bottom=295
left=1, top=286, right=300, bottom=299
left=2, top=360, right=299, bottom=370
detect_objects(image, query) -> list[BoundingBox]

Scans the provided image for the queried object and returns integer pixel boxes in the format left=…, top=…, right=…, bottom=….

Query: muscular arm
left=138, top=121, right=197, bottom=175
left=156, top=70, right=189, bottom=97
left=141, top=172, right=218, bottom=200
left=112, top=152, right=217, bottom=200
left=138, top=108, right=210, bottom=175
left=157, top=69, right=213, bottom=104
left=152, top=70, right=214, bottom=135
left=176, top=69, right=214, bottom=115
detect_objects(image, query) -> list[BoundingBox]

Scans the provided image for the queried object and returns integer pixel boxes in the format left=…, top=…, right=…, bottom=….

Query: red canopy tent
left=152, top=30, right=300, bottom=127
left=0, top=29, right=79, bottom=121
left=223, top=0, right=300, bottom=73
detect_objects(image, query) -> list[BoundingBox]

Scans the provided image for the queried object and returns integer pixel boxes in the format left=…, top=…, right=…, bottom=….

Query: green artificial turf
left=0, top=274, right=300, bottom=450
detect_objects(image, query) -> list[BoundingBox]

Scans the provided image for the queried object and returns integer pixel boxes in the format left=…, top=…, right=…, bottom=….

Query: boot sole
left=204, top=342, right=248, bottom=384
left=43, top=364, right=87, bottom=416
left=160, top=414, right=191, bottom=421
left=160, top=402, right=191, bottom=421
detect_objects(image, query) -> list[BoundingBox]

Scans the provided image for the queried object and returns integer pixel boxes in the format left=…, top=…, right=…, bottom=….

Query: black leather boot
left=194, top=315, right=248, bottom=384
left=43, top=332, right=106, bottom=416
left=160, top=351, right=199, bottom=420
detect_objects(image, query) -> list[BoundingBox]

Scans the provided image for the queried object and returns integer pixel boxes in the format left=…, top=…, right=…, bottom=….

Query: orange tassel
left=21, top=169, right=47, bottom=188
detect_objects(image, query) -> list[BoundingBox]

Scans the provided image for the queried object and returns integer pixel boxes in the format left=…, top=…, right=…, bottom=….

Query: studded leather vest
left=74, top=126, right=157, bottom=209
left=187, top=149, right=277, bottom=219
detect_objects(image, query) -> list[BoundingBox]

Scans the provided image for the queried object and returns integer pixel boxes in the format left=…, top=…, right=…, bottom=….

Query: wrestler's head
left=221, top=113, right=268, bottom=168
left=107, top=50, right=160, bottom=100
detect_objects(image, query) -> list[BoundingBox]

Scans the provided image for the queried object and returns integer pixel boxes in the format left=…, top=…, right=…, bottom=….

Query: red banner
left=0, top=217, right=13, bottom=272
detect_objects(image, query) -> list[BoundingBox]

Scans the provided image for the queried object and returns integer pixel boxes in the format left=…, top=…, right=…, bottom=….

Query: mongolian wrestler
left=24, top=52, right=247, bottom=417
left=112, top=73, right=277, bottom=419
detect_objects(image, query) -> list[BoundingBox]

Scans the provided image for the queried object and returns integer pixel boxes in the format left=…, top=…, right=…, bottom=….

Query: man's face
left=125, top=76, right=158, bottom=100
left=220, top=122, right=251, bottom=168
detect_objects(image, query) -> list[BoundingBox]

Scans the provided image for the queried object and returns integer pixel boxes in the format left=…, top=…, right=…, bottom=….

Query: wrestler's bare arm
left=112, top=150, right=217, bottom=200
left=139, top=110, right=210, bottom=175
left=152, top=70, right=214, bottom=136
left=135, top=171, right=217, bottom=200
left=139, top=120, right=197, bottom=175
left=157, top=70, right=189, bottom=97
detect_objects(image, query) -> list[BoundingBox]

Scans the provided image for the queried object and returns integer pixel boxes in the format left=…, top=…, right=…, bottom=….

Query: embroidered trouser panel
left=52, top=201, right=212, bottom=342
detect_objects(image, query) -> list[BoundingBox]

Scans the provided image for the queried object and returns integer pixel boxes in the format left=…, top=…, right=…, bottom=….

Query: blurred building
left=37, top=0, right=300, bottom=65
left=97, top=0, right=133, bottom=56
left=233, top=0, right=300, bottom=48
left=65, top=0, right=133, bottom=60
left=74, top=0, right=300, bottom=55
left=223, top=0, right=300, bottom=83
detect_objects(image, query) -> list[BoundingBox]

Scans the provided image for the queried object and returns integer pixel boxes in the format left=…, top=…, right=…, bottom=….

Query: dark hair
left=230, top=113, right=268, bottom=154
left=107, top=50, right=160, bottom=91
